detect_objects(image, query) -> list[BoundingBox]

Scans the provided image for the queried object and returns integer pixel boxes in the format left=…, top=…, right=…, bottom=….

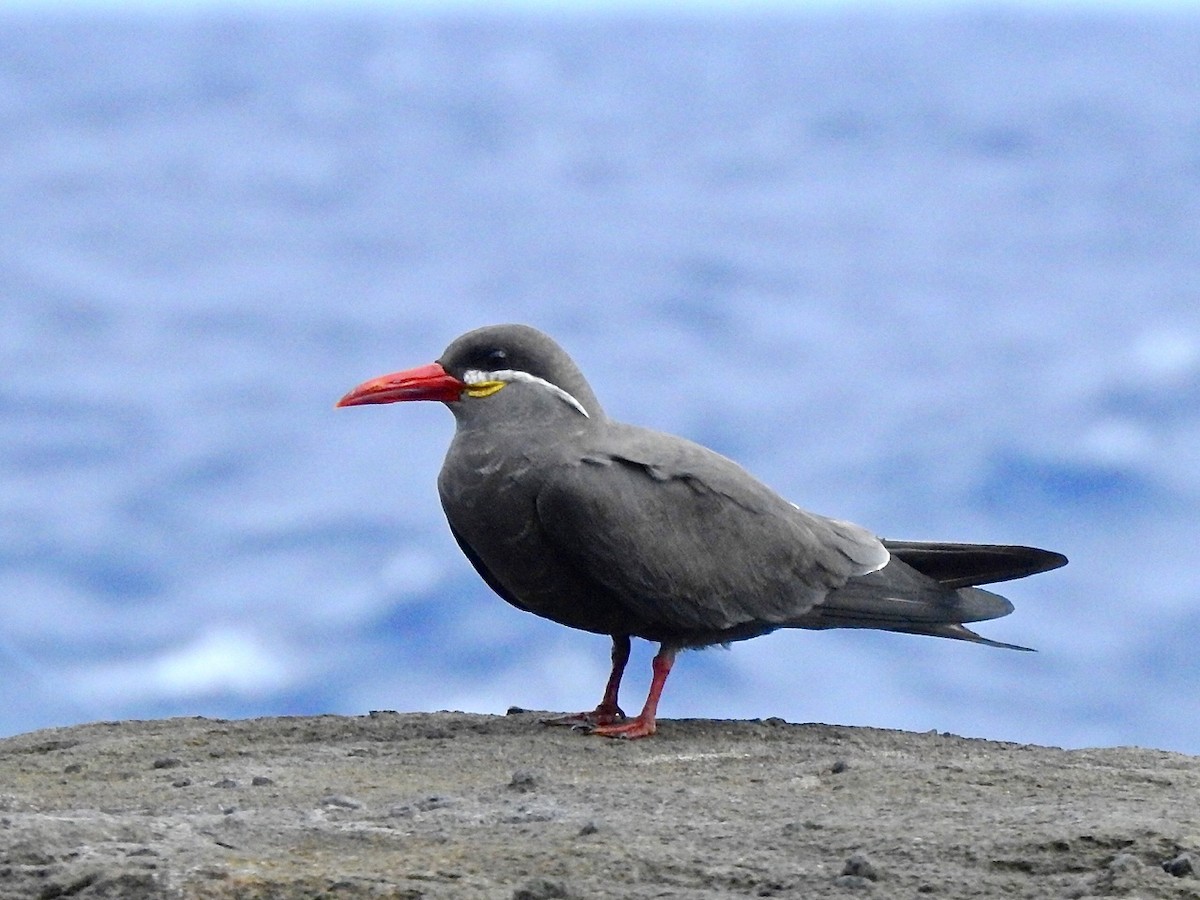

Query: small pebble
left=1163, top=853, right=1195, bottom=878
left=212, top=778, right=238, bottom=789
left=508, top=769, right=539, bottom=792
left=251, top=776, right=274, bottom=787
left=841, top=853, right=878, bottom=881
left=512, top=877, right=569, bottom=899
left=830, top=760, right=849, bottom=774
left=152, top=757, right=183, bottom=770
left=578, top=821, right=599, bottom=836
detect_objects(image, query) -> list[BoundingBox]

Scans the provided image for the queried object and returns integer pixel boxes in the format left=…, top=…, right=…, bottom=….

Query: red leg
left=590, top=645, right=675, bottom=739
left=542, top=635, right=630, bottom=727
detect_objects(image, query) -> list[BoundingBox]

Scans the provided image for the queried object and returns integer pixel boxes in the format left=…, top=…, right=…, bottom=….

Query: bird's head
left=336, top=324, right=604, bottom=421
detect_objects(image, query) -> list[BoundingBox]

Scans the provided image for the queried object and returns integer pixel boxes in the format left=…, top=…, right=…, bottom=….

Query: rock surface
left=1, top=711, right=1198, bottom=899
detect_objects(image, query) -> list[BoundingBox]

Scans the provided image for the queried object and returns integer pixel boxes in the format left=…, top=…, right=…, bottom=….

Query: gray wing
left=534, top=424, right=888, bottom=637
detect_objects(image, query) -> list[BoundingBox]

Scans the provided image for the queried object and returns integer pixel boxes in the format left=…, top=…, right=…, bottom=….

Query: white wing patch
left=826, top=516, right=891, bottom=575
left=863, top=543, right=891, bottom=574
left=792, top=503, right=891, bottom=576
left=462, top=368, right=590, bottom=418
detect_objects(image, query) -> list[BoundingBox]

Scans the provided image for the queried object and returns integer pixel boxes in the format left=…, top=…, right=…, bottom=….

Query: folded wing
left=535, top=425, right=888, bottom=642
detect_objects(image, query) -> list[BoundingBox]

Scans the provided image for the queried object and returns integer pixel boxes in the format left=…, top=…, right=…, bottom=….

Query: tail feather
left=882, top=540, right=1068, bottom=589
left=788, top=554, right=1042, bottom=650
left=875, top=621, right=1034, bottom=652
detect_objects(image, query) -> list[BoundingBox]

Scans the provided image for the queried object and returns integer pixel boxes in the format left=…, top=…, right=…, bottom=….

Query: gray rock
left=0, top=712, right=1196, bottom=900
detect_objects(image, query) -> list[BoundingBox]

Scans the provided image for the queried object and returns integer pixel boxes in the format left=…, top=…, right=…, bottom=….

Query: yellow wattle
left=464, top=381, right=507, bottom=399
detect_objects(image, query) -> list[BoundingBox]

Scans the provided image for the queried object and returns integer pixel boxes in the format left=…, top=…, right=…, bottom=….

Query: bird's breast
left=436, top=439, right=642, bottom=637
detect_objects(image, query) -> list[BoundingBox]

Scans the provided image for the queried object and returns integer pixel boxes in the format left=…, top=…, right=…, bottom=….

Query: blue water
left=2, top=7, right=1199, bottom=752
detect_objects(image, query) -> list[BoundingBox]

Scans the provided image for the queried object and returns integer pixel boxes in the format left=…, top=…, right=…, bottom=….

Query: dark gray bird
left=337, top=324, right=1066, bottom=738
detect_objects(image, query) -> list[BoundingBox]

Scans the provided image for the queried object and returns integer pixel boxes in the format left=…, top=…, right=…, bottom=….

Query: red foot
left=543, top=636, right=632, bottom=730
left=542, top=640, right=673, bottom=741
left=588, top=646, right=675, bottom=740
left=541, top=703, right=627, bottom=728
left=588, top=715, right=657, bottom=740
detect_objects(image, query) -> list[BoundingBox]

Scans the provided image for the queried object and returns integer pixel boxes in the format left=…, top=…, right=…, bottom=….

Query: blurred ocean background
left=2, top=2, right=1198, bottom=752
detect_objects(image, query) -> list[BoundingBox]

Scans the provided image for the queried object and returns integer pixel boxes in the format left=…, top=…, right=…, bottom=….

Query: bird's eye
left=485, top=348, right=509, bottom=368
